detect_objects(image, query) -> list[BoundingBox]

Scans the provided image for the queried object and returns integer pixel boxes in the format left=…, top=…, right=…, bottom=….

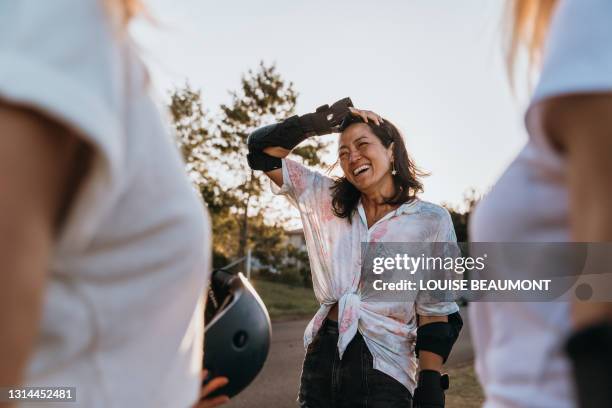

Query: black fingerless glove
left=298, top=97, right=353, bottom=136
left=565, top=322, right=612, bottom=408
left=413, top=370, right=449, bottom=408
left=247, top=97, right=353, bottom=171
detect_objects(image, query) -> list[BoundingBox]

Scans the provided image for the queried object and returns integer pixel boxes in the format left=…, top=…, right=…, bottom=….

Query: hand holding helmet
left=202, top=269, right=272, bottom=399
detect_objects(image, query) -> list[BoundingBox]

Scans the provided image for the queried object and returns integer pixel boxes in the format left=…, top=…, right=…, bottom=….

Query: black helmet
left=202, top=269, right=272, bottom=398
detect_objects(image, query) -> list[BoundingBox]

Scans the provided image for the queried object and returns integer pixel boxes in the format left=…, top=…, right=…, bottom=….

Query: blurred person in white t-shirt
left=0, top=1, right=228, bottom=407
left=470, top=0, right=612, bottom=407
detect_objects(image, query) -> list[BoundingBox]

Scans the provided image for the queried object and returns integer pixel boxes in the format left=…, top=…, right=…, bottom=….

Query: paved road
left=225, top=308, right=473, bottom=408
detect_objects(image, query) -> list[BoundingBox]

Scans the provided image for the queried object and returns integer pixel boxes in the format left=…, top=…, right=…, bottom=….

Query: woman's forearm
left=246, top=98, right=353, bottom=170
left=413, top=314, right=453, bottom=407
left=263, top=146, right=291, bottom=158
left=417, top=314, right=448, bottom=372
left=248, top=98, right=352, bottom=187
left=261, top=147, right=290, bottom=187
left=418, top=350, right=443, bottom=372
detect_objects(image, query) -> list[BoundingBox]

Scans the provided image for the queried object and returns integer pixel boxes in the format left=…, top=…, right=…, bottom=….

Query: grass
left=446, top=363, right=485, bottom=408
left=251, top=279, right=319, bottom=320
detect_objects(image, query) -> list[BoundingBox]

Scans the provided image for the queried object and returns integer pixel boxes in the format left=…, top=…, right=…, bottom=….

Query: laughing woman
left=246, top=99, right=462, bottom=408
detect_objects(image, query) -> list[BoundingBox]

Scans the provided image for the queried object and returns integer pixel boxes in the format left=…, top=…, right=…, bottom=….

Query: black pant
left=298, top=319, right=413, bottom=408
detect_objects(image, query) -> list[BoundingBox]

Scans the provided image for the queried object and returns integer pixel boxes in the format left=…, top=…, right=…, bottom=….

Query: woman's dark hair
left=330, top=116, right=426, bottom=221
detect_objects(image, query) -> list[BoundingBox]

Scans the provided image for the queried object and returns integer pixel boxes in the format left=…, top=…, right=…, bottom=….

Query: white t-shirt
left=469, top=0, right=612, bottom=407
left=0, top=1, right=211, bottom=407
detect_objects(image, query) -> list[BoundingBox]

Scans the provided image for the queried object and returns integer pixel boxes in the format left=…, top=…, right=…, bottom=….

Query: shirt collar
left=356, top=198, right=421, bottom=227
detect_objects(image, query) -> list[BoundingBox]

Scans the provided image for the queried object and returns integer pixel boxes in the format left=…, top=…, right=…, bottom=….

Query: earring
left=391, top=161, right=397, bottom=176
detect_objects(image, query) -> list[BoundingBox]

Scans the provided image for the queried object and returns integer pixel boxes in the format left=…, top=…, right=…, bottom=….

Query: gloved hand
left=246, top=97, right=353, bottom=172
left=413, top=370, right=449, bottom=408
left=298, top=97, right=353, bottom=136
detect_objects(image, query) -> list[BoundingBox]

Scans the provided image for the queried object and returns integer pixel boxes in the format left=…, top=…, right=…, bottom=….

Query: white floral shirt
left=272, top=158, right=459, bottom=392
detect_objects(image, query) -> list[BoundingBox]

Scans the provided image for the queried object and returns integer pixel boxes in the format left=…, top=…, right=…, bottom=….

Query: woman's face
left=338, top=123, right=394, bottom=193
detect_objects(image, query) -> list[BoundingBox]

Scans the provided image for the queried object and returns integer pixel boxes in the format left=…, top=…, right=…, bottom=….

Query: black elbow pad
left=246, top=97, right=353, bottom=152
left=246, top=151, right=282, bottom=172
left=246, top=97, right=353, bottom=172
left=246, top=117, right=305, bottom=172
left=416, top=311, right=463, bottom=363
left=247, top=116, right=306, bottom=152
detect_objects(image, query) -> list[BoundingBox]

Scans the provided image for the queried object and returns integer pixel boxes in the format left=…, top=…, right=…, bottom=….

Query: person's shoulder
left=530, top=0, right=612, bottom=106
left=410, top=199, right=451, bottom=221
left=2, top=0, right=112, bottom=34
left=407, top=199, right=453, bottom=230
left=408, top=200, right=456, bottom=241
left=1, top=0, right=124, bottom=74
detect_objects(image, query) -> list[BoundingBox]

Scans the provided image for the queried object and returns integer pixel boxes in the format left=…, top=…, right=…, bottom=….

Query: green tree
left=169, top=62, right=330, bottom=276
left=444, top=188, right=480, bottom=243
left=170, top=84, right=235, bottom=211
left=216, top=61, right=329, bottom=263
left=169, top=84, right=240, bottom=265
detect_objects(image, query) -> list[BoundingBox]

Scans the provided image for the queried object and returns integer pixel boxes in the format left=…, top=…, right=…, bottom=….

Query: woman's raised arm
left=246, top=98, right=354, bottom=188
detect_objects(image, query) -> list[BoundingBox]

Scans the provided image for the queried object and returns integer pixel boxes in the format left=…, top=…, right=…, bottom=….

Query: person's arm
left=257, top=106, right=383, bottom=188
left=536, top=94, right=612, bottom=322
left=0, top=103, right=88, bottom=388
left=412, top=208, right=463, bottom=407
left=417, top=315, right=447, bottom=372
left=193, top=370, right=229, bottom=408
left=261, top=147, right=289, bottom=188
left=412, top=313, right=462, bottom=408
left=246, top=98, right=354, bottom=188
left=534, top=94, right=612, bottom=408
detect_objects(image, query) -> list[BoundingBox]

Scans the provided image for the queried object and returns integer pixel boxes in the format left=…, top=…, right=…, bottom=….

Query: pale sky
left=132, top=0, right=530, bottom=211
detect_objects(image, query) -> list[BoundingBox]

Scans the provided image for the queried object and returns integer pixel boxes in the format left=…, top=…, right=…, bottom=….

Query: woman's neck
left=360, top=181, right=399, bottom=228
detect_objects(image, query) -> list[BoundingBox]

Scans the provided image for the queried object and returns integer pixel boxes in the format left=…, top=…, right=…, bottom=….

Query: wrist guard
left=566, top=322, right=612, bottom=408
left=247, top=98, right=352, bottom=171
left=413, top=370, right=449, bottom=408
left=298, top=97, right=353, bottom=136
left=416, top=311, right=463, bottom=363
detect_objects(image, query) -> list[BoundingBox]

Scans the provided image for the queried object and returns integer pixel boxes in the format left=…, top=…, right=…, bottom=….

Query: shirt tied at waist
left=337, top=292, right=361, bottom=358
left=304, top=292, right=362, bottom=359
